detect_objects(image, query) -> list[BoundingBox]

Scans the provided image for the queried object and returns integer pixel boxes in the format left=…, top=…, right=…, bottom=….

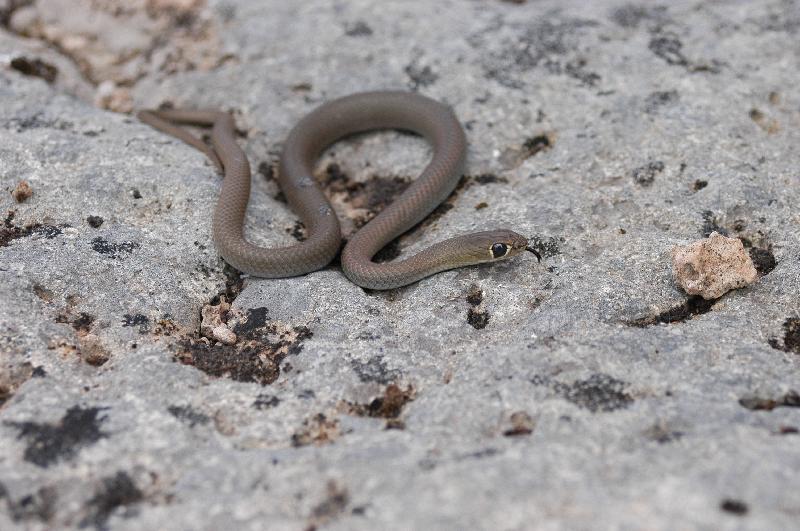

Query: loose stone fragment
left=671, top=232, right=758, bottom=300
left=12, top=180, right=33, bottom=202
left=200, top=301, right=237, bottom=345
left=503, top=411, right=535, bottom=436
left=211, top=325, right=237, bottom=345
left=79, top=334, right=110, bottom=366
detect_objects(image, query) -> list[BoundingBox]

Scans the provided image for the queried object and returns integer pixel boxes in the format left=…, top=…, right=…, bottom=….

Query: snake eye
left=491, top=243, right=508, bottom=259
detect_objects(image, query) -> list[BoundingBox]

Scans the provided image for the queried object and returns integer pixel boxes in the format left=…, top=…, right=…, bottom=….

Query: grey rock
left=1, top=1, right=799, bottom=530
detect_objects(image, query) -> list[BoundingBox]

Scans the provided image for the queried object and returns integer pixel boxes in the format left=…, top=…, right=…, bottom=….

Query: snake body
left=139, top=91, right=530, bottom=289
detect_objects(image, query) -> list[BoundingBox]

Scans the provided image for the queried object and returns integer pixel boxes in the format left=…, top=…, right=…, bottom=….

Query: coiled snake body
left=139, top=91, right=532, bottom=289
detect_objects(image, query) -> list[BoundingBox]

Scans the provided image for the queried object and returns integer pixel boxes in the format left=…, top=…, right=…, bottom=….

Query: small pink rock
left=200, top=301, right=237, bottom=345
left=211, top=325, right=237, bottom=346
left=11, top=180, right=32, bottom=203
left=671, top=232, right=758, bottom=300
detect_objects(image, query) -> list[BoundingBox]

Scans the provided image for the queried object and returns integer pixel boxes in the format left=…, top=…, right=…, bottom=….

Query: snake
left=138, top=91, right=536, bottom=290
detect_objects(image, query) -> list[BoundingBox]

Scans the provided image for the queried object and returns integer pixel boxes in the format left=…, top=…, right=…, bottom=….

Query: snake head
left=466, top=230, right=529, bottom=263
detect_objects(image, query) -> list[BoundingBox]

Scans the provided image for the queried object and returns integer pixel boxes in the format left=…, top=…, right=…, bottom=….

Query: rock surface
left=1, top=0, right=799, bottom=530
left=672, top=231, right=759, bottom=299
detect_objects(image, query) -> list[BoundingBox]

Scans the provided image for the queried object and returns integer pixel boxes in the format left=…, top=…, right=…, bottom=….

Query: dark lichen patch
left=477, top=18, right=600, bottom=89
left=353, top=176, right=411, bottom=225
left=1, top=211, right=66, bottom=247
left=5, top=486, right=57, bottom=523
left=627, top=296, right=715, bottom=327
left=231, top=307, right=270, bottom=337
left=467, top=308, right=490, bottom=329
left=31, top=224, right=65, bottom=239
left=768, top=318, right=800, bottom=355
left=253, top=394, right=281, bottom=410
left=649, top=34, right=688, bottom=66
left=465, top=284, right=491, bottom=329
left=214, top=261, right=244, bottom=304
left=350, top=356, right=400, bottom=384
left=747, top=246, right=776, bottom=276
left=257, top=161, right=276, bottom=181
left=257, top=161, right=286, bottom=203
left=308, top=481, right=350, bottom=529
left=405, top=63, right=438, bottom=90
left=503, top=411, right=535, bottom=437
left=86, top=215, right=104, bottom=228
left=177, top=306, right=311, bottom=386
left=298, top=389, right=316, bottom=399
left=287, top=220, right=307, bottom=241
left=565, top=59, right=601, bottom=86
left=167, top=405, right=210, bottom=427
left=553, top=374, right=633, bottom=412
left=342, top=384, right=415, bottom=427
left=691, top=179, right=708, bottom=192
left=320, top=163, right=411, bottom=229
left=3, top=112, right=73, bottom=132
left=643, top=422, right=684, bottom=443
left=527, top=235, right=562, bottom=258
left=501, top=135, right=554, bottom=168
left=720, top=499, right=748, bottom=516
left=56, top=311, right=95, bottom=334
left=701, top=210, right=728, bottom=237
left=5, top=406, right=108, bottom=467
left=151, top=317, right=180, bottom=337
left=739, top=391, right=800, bottom=411
left=649, top=33, right=722, bottom=73
left=122, top=314, right=150, bottom=334
left=176, top=338, right=276, bottom=385
left=631, top=160, right=665, bottom=186
left=10, top=56, right=58, bottom=83
left=90, top=237, right=139, bottom=259
left=474, top=173, right=509, bottom=185
left=523, top=133, right=554, bottom=158
left=644, top=90, right=679, bottom=113
left=466, top=284, right=484, bottom=306
left=79, top=472, right=144, bottom=530
left=344, top=20, right=373, bottom=37
left=291, top=413, right=340, bottom=447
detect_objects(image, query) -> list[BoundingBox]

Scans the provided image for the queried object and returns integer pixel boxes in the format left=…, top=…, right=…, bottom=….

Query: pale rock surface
left=1, top=1, right=799, bottom=530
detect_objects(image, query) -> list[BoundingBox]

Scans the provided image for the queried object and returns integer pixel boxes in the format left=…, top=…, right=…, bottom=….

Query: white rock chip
left=671, top=232, right=758, bottom=300
left=200, top=301, right=237, bottom=345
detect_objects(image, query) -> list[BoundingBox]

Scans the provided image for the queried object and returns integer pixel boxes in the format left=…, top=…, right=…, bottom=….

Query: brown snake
left=139, top=91, right=536, bottom=289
